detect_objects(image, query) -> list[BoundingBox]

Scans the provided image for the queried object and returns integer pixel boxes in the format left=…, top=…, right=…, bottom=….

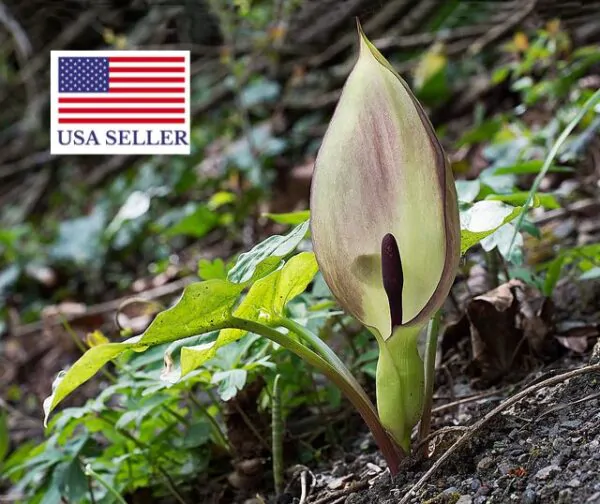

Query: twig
left=0, top=9, right=99, bottom=156
left=305, top=0, right=417, bottom=69
left=114, top=297, right=165, bottom=332
left=125, top=7, right=183, bottom=47
left=534, top=391, right=600, bottom=422
left=531, top=198, right=600, bottom=226
left=413, top=426, right=469, bottom=454
left=0, top=167, right=51, bottom=226
left=467, top=0, right=537, bottom=56
left=309, top=480, right=369, bottom=504
left=399, top=363, right=600, bottom=503
left=87, top=155, right=135, bottom=187
left=18, top=168, right=51, bottom=221
left=0, top=3, right=31, bottom=59
left=430, top=387, right=507, bottom=415
left=139, top=42, right=222, bottom=55
left=17, top=11, right=97, bottom=87
left=374, top=24, right=491, bottom=50
left=0, top=2, right=36, bottom=129
left=0, top=151, right=52, bottom=181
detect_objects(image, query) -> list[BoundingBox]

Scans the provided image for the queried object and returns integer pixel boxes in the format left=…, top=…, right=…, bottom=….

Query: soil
left=257, top=269, right=600, bottom=504
left=272, top=343, right=599, bottom=504
left=283, top=347, right=599, bottom=504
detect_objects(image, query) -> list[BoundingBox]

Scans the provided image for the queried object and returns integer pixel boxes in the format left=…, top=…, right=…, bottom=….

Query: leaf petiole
left=227, top=317, right=403, bottom=474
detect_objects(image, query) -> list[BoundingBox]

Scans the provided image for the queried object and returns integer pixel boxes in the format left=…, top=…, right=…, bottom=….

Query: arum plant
left=45, top=28, right=532, bottom=478
left=311, top=25, right=460, bottom=452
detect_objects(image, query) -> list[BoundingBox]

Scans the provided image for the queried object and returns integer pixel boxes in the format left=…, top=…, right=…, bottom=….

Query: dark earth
left=301, top=352, right=600, bottom=504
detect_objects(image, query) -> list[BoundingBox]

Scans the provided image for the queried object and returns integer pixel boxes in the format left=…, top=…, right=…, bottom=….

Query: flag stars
left=58, top=56, right=109, bottom=93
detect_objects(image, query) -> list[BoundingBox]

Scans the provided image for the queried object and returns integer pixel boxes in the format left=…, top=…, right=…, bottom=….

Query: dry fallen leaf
left=554, top=321, right=598, bottom=353
left=466, top=279, right=556, bottom=382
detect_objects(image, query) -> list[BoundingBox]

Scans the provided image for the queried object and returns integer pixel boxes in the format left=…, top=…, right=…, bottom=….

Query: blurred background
left=2, top=1, right=600, bottom=503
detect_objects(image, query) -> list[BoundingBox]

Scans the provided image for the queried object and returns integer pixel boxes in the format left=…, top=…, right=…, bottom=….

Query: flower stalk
left=376, top=324, right=425, bottom=452
left=418, top=311, right=441, bottom=452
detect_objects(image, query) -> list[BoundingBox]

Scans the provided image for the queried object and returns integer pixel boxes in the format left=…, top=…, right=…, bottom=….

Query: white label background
left=50, top=50, right=191, bottom=155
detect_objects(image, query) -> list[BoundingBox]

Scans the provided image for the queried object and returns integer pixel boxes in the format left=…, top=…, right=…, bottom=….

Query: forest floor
left=303, top=350, right=600, bottom=504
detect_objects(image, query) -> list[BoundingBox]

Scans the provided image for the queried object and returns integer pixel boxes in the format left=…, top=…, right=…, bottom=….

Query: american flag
left=57, top=55, right=188, bottom=125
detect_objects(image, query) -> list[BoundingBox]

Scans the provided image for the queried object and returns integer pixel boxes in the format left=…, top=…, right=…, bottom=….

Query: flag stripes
left=57, top=54, right=188, bottom=124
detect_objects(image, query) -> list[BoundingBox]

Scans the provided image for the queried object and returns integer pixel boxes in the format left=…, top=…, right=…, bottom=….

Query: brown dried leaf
left=467, top=281, right=522, bottom=381
left=554, top=322, right=598, bottom=353
left=466, top=279, right=555, bottom=382
left=555, top=335, right=589, bottom=353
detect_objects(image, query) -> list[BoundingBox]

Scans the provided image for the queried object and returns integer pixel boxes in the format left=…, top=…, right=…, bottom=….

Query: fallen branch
left=0, top=2, right=31, bottom=60
left=534, top=391, right=600, bottom=422
left=430, top=386, right=510, bottom=415
left=467, top=0, right=537, bottom=56
left=532, top=198, right=600, bottom=226
left=413, top=425, right=469, bottom=455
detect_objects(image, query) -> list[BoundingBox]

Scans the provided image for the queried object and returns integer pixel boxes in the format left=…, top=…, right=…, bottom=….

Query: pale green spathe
left=311, top=29, right=459, bottom=341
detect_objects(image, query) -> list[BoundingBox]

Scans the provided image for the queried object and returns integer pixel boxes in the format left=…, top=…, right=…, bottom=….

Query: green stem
left=84, top=465, right=127, bottom=504
left=484, top=249, right=500, bottom=288
left=418, top=312, right=441, bottom=451
left=272, top=374, right=284, bottom=496
left=275, top=317, right=362, bottom=392
left=508, top=87, right=600, bottom=256
left=163, top=405, right=190, bottom=427
left=188, top=392, right=231, bottom=452
left=108, top=421, right=179, bottom=464
left=84, top=466, right=97, bottom=504
left=277, top=317, right=395, bottom=448
left=96, top=413, right=186, bottom=502
left=377, top=324, right=425, bottom=453
left=61, top=318, right=117, bottom=383
left=229, top=317, right=402, bottom=474
left=156, top=467, right=188, bottom=504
